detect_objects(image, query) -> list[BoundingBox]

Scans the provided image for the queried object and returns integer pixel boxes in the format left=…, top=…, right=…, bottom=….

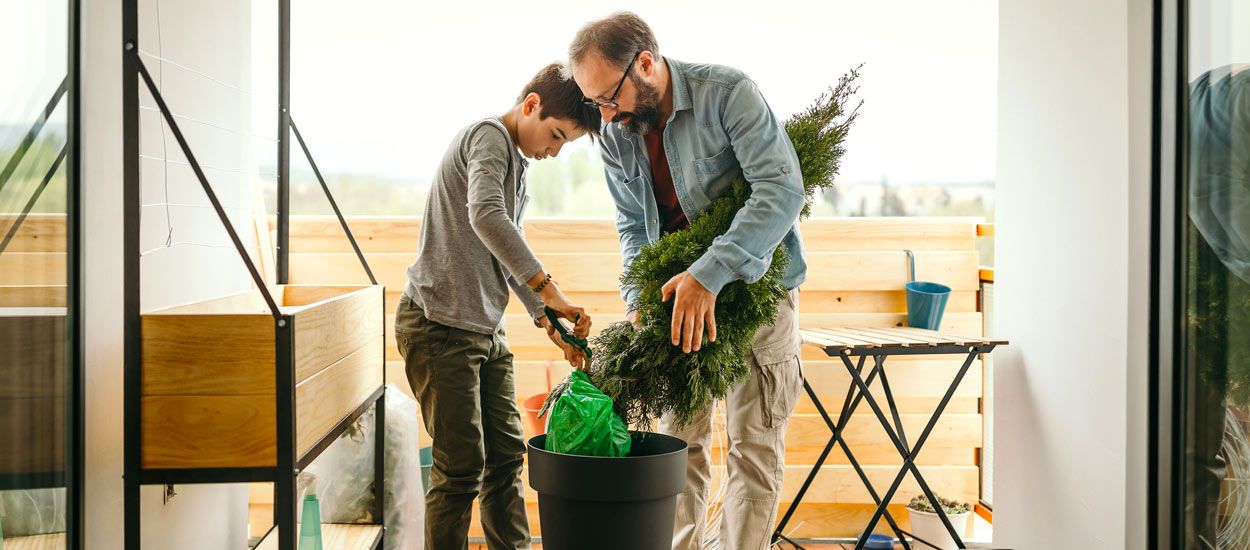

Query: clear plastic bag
left=0, top=488, right=66, bottom=536
left=299, top=384, right=424, bottom=549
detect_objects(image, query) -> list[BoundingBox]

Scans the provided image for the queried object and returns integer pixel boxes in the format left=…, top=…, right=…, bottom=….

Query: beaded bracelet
left=532, top=272, right=553, bottom=293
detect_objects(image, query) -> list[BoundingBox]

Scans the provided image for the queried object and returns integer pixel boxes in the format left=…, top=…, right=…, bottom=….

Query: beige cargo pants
left=661, top=289, right=804, bottom=550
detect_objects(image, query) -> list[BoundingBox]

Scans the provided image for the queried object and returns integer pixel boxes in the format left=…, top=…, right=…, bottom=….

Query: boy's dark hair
left=517, top=62, right=601, bottom=138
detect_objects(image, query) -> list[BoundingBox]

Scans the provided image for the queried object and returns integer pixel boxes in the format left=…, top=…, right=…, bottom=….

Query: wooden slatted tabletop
left=801, top=326, right=1007, bottom=352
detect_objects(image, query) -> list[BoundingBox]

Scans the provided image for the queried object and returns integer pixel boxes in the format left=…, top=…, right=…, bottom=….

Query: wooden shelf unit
left=133, top=284, right=387, bottom=548
left=139, top=285, right=383, bottom=470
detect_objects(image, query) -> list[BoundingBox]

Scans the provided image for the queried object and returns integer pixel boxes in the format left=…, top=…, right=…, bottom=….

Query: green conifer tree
left=588, top=67, right=862, bottom=427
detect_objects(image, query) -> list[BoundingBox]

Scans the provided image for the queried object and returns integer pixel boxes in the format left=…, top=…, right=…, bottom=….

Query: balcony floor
left=467, top=513, right=994, bottom=549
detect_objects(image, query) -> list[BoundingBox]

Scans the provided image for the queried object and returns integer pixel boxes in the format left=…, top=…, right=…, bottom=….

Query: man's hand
left=538, top=316, right=587, bottom=370
left=626, top=309, right=641, bottom=328
left=661, top=270, right=717, bottom=353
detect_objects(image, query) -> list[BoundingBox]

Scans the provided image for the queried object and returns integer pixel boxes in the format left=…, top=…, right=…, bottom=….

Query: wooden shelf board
left=253, top=523, right=381, bottom=550
left=4, top=533, right=66, bottom=550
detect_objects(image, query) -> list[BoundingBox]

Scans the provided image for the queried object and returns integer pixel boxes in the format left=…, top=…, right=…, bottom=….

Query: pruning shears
left=537, top=307, right=591, bottom=419
left=543, top=306, right=592, bottom=362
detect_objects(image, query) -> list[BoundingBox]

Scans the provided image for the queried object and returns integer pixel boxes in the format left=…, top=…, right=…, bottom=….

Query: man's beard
left=615, top=75, right=663, bottom=136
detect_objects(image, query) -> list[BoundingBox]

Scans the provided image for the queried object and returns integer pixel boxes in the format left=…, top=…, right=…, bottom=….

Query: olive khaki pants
left=661, top=290, right=804, bottom=550
left=395, top=295, right=530, bottom=550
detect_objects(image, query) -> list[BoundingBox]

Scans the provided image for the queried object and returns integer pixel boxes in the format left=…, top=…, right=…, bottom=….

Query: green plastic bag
left=543, top=370, right=631, bottom=457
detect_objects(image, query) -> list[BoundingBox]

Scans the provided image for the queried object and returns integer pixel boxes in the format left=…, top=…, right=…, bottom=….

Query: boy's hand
left=538, top=316, right=587, bottom=370
left=626, top=309, right=641, bottom=328
left=537, top=281, right=591, bottom=338
left=662, top=270, right=717, bottom=353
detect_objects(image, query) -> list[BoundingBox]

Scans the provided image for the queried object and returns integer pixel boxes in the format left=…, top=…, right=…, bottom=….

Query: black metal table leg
left=846, top=349, right=982, bottom=550
left=774, top=356, right=869, bottom=545
left=771, top=379, right=838, bottom=546
left=835, top=354, right=911, bottom=548
left=876, top=361, right=909, bottom=450
left=773, top=356, right=911, bottom=549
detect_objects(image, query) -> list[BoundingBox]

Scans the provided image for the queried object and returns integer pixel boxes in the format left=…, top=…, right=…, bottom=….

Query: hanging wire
left=139, top=154, right=275, bottom=177
left=138, top=106, right=278, bottom=143
left=140, top=240, right=261, bottom=258
left=139, top=202, right=258, bottom=212
left=138, top=0, right=277, bottom=258
left=135, top=50, right=250, bottom=94
left=150, top=0, right=175, bottom=247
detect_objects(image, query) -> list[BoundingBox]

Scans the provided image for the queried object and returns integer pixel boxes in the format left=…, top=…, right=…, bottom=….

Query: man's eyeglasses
left=583, top=51, right=642, bottom=110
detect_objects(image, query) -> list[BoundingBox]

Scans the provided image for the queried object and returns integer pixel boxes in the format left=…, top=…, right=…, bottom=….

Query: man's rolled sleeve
left=689, top=78, right=805, bottom=295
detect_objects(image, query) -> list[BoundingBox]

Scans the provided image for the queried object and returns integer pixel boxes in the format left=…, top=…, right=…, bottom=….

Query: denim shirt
left=598, top=57, right=807, bottom=311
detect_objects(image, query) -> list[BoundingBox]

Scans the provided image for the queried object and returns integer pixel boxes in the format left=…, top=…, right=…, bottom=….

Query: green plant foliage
left=588, top=67, right=862, bottom=427
left=1186, top=225, right=1250, bottom=407
left=906, top=494, right=971, bottom=515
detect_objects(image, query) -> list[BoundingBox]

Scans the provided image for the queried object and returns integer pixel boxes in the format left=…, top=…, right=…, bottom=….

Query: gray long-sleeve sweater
left=404, top=117, right=545, bottom=334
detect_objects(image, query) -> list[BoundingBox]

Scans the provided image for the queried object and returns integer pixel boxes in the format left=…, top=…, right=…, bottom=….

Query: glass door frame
left=1148, top=0, right=1226, bottom=547
left=66, top=0, right=84, bottom=544
left=1149, top=0, right=1177, bottom=546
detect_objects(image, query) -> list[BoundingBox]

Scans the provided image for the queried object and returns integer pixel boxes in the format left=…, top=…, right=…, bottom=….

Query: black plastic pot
left=527, top=431, right=688, bottom=550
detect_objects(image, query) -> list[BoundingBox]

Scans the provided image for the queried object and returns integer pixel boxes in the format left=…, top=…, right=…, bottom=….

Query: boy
left=395, top=62, right=599, bottom=549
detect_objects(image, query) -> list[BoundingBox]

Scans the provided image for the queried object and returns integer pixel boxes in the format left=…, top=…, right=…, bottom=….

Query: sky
left=1, top=2, right=68, bottom=135
left=255, top=0, right=999, bottom=185
left=3, top=1, right=998, bottom=186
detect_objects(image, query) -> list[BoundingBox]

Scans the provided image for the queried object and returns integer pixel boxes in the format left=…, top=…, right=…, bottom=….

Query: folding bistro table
left=770, top=326, right=1006, bottom=550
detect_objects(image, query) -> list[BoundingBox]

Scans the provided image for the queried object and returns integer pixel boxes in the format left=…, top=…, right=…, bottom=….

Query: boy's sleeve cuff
left=510, top=260, right=544, bottom=290
left=526, top=301, right=546, bottom=321
left=688, top=253, right=737, bottom=296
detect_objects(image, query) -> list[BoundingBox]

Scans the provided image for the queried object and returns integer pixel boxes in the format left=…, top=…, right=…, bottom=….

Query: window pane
left=0, top=0, right=70, bottom=546
left=1181, top=1, right=1250, bottom=547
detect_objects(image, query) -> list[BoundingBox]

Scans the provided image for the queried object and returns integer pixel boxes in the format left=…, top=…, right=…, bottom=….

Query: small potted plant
left=906, top=494, right=971, bottom=550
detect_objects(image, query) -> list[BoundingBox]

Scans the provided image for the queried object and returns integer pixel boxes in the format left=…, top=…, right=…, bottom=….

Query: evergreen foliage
left=588, top=67, right=862, bottom=427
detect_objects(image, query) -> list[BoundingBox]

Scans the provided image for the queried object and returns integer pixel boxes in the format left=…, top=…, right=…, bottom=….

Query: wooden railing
left=287, top=215, right=989, bottom=539
left=0, top=213, right=992, bottom=538
left=975, top=222, right=995, bottom=521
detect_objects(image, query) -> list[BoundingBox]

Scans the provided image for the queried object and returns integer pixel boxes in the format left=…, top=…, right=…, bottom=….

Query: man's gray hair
left=566, top=11, right=659, bottom=75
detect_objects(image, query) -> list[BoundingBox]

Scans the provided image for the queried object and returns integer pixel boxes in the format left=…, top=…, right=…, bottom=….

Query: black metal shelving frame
left=121, top=1, right=385, bottom=548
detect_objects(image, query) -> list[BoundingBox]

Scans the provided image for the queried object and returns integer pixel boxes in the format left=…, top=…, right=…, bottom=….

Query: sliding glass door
left=0, top=0, right=81, bottom=546
left=1157, top=0, right=1250, bottom=547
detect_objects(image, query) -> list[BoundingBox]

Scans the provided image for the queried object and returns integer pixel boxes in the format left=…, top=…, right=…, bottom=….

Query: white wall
left=84, top=0, right=262, bottom=546
left=994, top=0, right=1152, bottom=547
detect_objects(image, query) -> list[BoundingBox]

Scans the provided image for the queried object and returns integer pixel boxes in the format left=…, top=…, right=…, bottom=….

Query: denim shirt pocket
left=694, top=146, right=739, bottom=200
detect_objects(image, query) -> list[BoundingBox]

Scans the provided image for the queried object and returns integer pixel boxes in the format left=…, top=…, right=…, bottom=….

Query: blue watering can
left=905, top=249, right=951, bottom=330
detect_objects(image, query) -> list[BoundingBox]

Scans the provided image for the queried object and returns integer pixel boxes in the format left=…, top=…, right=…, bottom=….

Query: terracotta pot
left=522, top=392, right=549, bottom=436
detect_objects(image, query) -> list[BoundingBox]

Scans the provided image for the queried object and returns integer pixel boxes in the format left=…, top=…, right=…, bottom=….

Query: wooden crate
left=140, top=285, right=384, bottom=469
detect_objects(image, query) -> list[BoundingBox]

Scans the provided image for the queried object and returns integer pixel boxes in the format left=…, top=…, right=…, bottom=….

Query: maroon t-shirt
left=643, top=123, right=689, bottom=234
